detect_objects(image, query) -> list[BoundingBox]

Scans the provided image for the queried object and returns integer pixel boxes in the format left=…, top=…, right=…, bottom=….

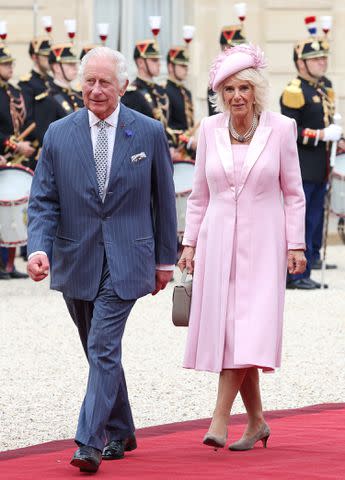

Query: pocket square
left=131, top=152, right=147, bottom=163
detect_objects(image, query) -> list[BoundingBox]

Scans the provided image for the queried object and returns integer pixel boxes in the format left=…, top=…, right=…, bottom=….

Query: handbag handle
left=180, top=268, right=192, bottom=284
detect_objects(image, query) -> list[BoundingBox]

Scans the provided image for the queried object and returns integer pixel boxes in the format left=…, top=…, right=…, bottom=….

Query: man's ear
left=119, top=79, right=129, bottom=96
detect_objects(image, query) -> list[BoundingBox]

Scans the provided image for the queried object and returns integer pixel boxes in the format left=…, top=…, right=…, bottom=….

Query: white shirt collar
left=88, top=103, right=121, bottom=128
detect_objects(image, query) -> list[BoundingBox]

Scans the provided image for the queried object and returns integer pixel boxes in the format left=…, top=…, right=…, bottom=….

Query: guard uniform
left=122, top=40, right=169, bottom=131
left=0, top=44, right=28, bottom=157
left=208, top=25, right=246, bottom=116
left=165, top=46, right=194, bottom=157
left=18, top=37, right=55, bottom=168
left=280, top=22, right=335, bottom=286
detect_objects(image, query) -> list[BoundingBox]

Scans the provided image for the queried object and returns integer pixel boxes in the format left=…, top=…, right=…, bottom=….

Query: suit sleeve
left=27, top=126, right=60, bottom=260
left=182, top=118, right=209, bottom=246
left=279, top=118, right=306, bottom=250
left=151, top=122, right=177, bottom=264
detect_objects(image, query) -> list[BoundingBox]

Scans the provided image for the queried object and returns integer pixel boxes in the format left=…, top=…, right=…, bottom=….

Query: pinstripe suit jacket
left=27, top=104, right=177, bottom=300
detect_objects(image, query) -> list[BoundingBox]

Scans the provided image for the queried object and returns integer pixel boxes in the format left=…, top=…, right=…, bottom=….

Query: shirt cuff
left=28, top=251, right=48, bottom=261
left=156, top=264, right=175, bottom=271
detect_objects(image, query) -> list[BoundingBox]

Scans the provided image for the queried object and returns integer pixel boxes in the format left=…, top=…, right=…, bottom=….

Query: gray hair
left=209, top=67, right=269, bottom=115
left=79, top=46, right=128, bottom=89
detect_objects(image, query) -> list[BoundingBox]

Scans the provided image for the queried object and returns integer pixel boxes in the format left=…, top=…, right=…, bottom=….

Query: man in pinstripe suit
left=27, top=47, right=177, bottom=474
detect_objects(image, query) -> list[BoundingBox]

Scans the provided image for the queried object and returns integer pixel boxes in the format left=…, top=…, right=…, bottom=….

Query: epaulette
left=35, top=91, right=49, bottom=101
left=326, top=87, right=335, bottom=103
left=281, top=78, right=305, bottom=109
left=19, top=72, right=32, bottom=82
left=126, top=85, right=137, bottom=92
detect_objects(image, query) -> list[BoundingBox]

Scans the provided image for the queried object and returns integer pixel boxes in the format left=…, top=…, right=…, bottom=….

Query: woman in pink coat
left=178, top=44, right=307, bottom=451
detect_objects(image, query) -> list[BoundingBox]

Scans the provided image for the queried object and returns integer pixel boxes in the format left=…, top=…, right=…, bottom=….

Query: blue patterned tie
left=94, top=120, right=108, bottom=197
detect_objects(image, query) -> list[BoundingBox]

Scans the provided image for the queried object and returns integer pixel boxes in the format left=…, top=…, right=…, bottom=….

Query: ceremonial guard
left=17, top=36, right=55, bottom=170
left=121, top=39, right=169, bottom=132
left=208, top=3, right=247, bottom=116
left=280, top=16, right=342, bottom=290
left=165, top=40, right=196, bottom=159
left=0, top=42, right=32, bottom=279
left=48, top=43, right=84, bottom=115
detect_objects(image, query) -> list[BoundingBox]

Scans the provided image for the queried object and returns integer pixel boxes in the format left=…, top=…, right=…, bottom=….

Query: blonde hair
left=209, top=67, right=268, bottom=115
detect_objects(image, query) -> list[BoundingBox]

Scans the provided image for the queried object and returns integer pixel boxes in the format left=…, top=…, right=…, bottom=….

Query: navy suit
left=28, top=104, right=177, bottom=450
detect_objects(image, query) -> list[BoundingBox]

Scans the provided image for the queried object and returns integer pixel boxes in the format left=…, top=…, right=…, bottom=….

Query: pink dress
left=223, top=145, right=252, bottom=369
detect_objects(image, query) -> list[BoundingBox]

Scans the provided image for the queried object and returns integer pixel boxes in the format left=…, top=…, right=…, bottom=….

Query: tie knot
left=97, top=120, right=108, bottom=129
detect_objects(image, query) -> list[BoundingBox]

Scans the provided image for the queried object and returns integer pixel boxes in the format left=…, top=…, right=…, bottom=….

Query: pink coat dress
left=182, top=110, right=306, bottom=373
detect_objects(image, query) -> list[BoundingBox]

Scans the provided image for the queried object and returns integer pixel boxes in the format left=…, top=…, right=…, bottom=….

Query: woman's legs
left=239, top=367, right=266, bottom=436
left=207, top=368, right=247, bottom=437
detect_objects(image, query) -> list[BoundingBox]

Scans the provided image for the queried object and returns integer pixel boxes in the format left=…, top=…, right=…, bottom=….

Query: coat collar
left=215, top=111, right=272, bottom=196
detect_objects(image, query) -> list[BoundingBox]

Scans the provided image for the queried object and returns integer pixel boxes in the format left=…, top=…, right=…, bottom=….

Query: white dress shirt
left=28, top=104, right=174, bottom=271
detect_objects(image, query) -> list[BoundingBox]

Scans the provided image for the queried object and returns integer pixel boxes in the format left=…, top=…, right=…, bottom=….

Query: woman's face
left=222, top=77, right=255, bottom=118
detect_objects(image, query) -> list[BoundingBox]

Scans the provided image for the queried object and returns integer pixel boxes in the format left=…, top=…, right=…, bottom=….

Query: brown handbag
left=172, top=269, right=192, bottom=327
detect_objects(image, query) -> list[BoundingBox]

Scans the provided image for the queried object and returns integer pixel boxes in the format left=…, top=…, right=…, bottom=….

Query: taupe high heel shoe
left=228, top=423, right=270, bottom=451
left=203, top=431, right=228, bottom=449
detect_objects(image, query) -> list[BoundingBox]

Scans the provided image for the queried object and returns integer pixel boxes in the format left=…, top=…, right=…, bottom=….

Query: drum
left=330, top=153, right=345, bottom=217
left=0, top=165, right=34, bottom=247
left=173, top=159, right=195, bottom=242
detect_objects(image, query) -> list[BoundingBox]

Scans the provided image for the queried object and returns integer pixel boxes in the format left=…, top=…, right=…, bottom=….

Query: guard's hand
left=0, top=155, right=6, bottom=166
left=152, top=270, right=173, bottom=296
left=287, top=249, right=307, bottom=275
left=322, top=124, right=342, bottom=143
left=16, top=141, right=35, bottom=157
left=178, top=246, right=195, bottom=274
left=27, top=254, right=50, bottom=282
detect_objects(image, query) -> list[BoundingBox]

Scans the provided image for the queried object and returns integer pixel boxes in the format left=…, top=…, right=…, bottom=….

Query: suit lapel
left=215, top=112, right=235, bottom=194
left=237, top=111, right=272, bottom=197
left=72, top=108, right=99, bottom=192
left=108, top=104, right=136, bottom=184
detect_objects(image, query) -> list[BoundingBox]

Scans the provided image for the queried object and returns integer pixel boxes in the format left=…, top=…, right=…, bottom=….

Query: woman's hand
left=178, top=246, right=195, bottom=274
left=287, top=249, right=307, bottom=275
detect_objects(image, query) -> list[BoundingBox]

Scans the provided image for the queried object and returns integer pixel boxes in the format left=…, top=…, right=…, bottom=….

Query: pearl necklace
left=229, top=113, right=258, bottom=143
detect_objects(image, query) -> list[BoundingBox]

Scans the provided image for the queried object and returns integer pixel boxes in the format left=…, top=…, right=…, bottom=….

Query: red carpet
left=1, top=404, right=344, bottom=479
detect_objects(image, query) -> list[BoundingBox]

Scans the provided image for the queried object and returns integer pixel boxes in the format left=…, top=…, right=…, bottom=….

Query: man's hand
left=287, top=249, right=307, bottom=275
left=0, top=155, right=6, bottom=166
left=16, top=141, right=35, bottom=157
left=152, top=270, right=173, bottom=296
left=27, top=254, right=50, bottom=281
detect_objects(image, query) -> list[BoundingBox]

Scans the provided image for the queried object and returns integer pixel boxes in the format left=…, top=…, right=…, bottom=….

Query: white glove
left=323, top=124, right=343, bottom=142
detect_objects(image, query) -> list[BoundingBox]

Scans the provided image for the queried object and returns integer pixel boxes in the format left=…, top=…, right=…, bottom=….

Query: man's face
left=61, top=62, right=78, bottom=82
left=0, top=62, right=13, bottom=81
left=82, top=56, right=128, bottom=119
left=305, top=56, right=328, bottom=78
left=36, top=55, right=50, bottom=75
left=146, top=58, right=160, bottom=77
left=174, top=64, right=188, bottom=81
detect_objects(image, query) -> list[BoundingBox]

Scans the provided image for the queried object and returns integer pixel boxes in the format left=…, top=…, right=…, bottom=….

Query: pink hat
left=209, top=43, right=267, bottom=92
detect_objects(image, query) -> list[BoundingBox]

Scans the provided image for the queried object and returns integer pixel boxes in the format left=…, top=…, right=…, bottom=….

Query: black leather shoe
left=311, top=259, right=337, bottom=270
left=310, top=278, right=328, bottom=289
left=0, top=270, right=10, bottom=280
left=286, top=278, right=318, bottom=290
left=102, top=435, right=137, bottom=460
left=70, top=446, right=102, bottom=473
left=9, top=268, right=29, bottom=279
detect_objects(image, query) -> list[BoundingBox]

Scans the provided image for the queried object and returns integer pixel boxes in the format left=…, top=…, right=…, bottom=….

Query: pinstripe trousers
left=64, top=257, right=136, bottom=451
